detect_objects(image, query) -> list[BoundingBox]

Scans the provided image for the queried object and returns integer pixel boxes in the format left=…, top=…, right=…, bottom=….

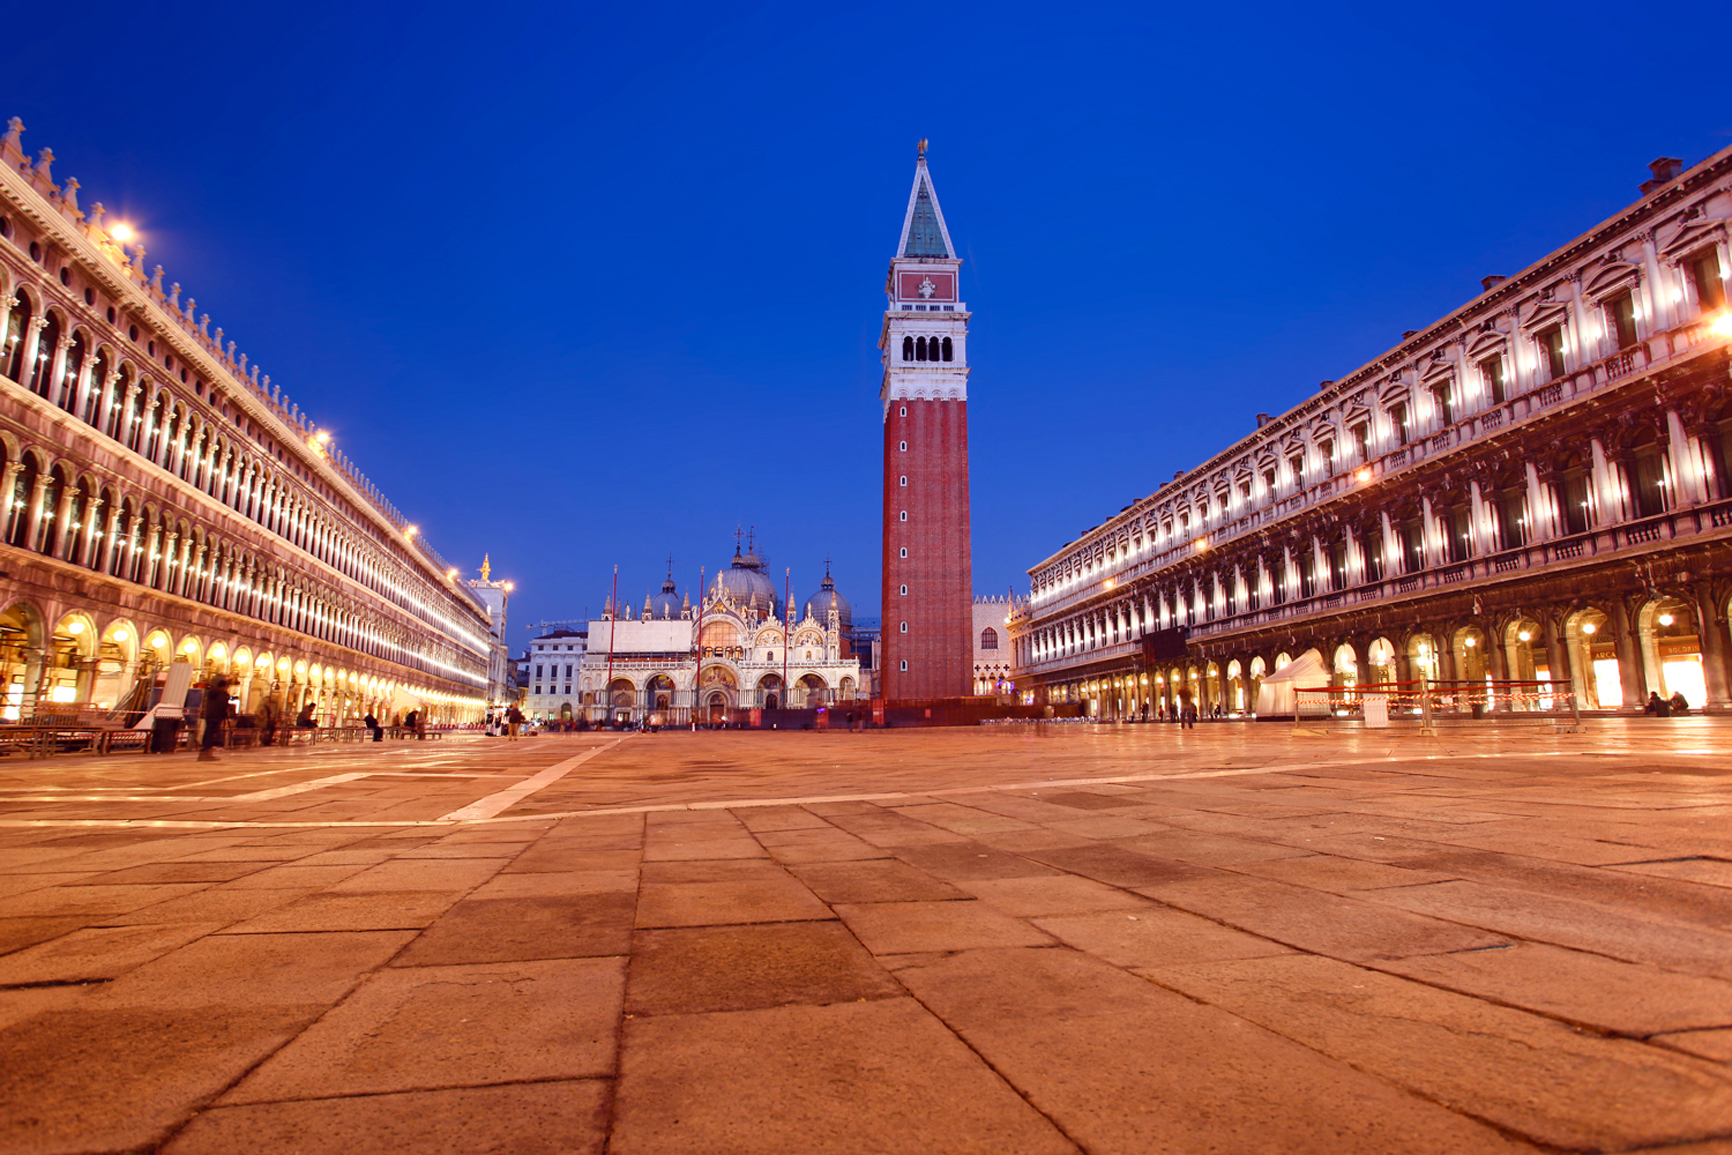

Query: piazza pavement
left=0, top=720, right=1730, bottom=1153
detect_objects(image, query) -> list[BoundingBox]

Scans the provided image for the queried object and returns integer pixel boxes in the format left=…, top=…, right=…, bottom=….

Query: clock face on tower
left=897, top=270, right=955, bottom=303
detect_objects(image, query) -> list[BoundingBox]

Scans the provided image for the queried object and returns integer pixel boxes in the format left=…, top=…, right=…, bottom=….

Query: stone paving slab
left=1150, top=953, right=1732, bottom=1150
left=2, top=724, right=1731, bottom=1152
left=163, top=1081, right=611, bottom=1155
left=896, top=946, right=1533, bottom=1154
left=612, top=999, right=1079, bottom=1155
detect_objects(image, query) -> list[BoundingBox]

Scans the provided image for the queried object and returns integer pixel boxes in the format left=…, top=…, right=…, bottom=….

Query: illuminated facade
left=0, top=118, right=490, bottom=725
left=579, top=545, right=862, bottom=724
left=1011, top=150, right=1732, bottom=718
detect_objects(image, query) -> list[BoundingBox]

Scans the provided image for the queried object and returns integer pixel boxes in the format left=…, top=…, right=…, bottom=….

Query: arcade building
left=0, top=119, right=491, bottom=728
left=1010, top=149, right=1732, bottom=718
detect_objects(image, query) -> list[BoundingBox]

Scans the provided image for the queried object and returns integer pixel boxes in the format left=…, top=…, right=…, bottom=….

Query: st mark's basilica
left=571, top=539, right=863, bottom=726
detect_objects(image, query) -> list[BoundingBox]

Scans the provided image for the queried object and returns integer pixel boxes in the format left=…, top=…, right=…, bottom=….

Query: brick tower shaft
left=879, top=142, right=972, bottom=702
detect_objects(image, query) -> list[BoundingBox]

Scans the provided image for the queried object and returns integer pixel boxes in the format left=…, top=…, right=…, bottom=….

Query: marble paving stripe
left=439, top=740, right=629, bottom=822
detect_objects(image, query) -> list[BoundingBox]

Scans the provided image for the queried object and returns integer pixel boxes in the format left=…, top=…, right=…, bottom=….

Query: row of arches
left=557, top=669, right=861, bottom=726
left=1023, top=403, right=1732, bottom=667
left=0, top=434, right=482, bottom=687
left=0, top=598, right=481, bottom=726
left=1030, top=282, right=1732, bottom=611
left=1050, top=591, right=1722, bottom=718
left=0, top=277, right=486, bottom=658
left=900, top=335, right=954, bottom=362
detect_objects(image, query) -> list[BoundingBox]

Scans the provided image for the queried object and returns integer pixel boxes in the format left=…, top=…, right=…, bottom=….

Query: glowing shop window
left=1592, top=659, right=1623, bottom=709
left=50, top=685, right=77, bottom=703
left=1663, top=656, right=1706, bottom=709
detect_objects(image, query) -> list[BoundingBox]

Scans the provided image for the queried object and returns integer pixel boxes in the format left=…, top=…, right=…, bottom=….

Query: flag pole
left=782, top=566, right=791, bottom=710
left=692, top=565, right=705, bottom=730
left=605, top=564, right=618, bottom=724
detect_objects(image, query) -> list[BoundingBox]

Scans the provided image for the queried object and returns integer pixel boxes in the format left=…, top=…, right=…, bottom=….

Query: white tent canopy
left=1254, top=649, right=1326, bottom=717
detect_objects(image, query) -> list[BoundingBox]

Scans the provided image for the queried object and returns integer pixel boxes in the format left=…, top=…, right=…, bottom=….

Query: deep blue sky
left=7, top=1, right=1731, bottom=641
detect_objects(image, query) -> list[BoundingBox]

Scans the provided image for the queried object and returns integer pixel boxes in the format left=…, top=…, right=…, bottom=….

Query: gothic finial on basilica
left=481, top=554, right=491, bottom=581
left=917, top=138, right=927, bottom=160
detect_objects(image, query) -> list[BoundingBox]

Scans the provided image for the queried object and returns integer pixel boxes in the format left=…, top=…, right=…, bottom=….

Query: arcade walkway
left=1, top=723, right=1729, bottom=1153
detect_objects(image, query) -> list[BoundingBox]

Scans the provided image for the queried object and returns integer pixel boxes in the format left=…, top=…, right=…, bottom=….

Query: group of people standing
left=195, top=680, right=429, bottom=758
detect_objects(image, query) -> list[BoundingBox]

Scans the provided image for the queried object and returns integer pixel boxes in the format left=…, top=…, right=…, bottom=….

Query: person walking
left=363, top=711, right=382, bottom=742
left=198, top=674, right=232, bottom=761
left=505, top=704, right=524, bottom=741
left=1178, top=689, right=1197, bottom=730
left=258, top=696, right=279, bottom=747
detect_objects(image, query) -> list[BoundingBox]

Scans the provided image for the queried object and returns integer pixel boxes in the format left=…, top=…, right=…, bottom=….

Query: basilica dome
left=715, top=547, right=779, bottom=618
left=647, top=574, right=683, bottom=620
left=802, top=570, right=852, bottom=632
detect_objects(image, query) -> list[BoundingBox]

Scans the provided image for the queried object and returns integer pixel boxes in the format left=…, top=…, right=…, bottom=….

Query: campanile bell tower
left=880, top=141, right=972, bottom=702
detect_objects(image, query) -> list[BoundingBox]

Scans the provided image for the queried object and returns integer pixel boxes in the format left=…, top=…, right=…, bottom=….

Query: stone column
left=48, top=484, right=74, bottom=560
left=1589, top=437, right=1618, bottom=525
left=1542, top=611, right=1571, bottom=698
left=23, top=474, right=51, bottom=554
left=0, top=461, right=21, bottom=543
left=78, top=495, right=103, bottom=568
left=1665, top=410, right=1701, bottom=507
left=1485, top=630, right=1508, bottom=710
left=1526, top=461, right=1551, bottom=542
left=1691, top=583, right=1731, bottom=710
left=1611, top=600, right=1645, bottom=710
left=1436, top=628, right=1458, bottom=684
left=97, top=503, right=122, bottom=575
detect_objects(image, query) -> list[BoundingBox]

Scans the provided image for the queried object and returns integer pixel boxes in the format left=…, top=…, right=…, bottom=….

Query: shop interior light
left=1658, top=612, right=1674, bottom=626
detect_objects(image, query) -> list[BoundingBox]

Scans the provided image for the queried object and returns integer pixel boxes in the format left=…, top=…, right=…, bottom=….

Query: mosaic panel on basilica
left=0, top=119, right=491, bottom=735
left=1010, top=150, right=1732, bottom=720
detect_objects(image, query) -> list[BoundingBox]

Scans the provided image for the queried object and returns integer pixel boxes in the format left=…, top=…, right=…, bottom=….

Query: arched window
left=62, top=476, right=91, bottom=563
left=941, top=337, right=953, bottom=362
left=38, top=466, right=68, bottom=557
left=83, top=349, right=109, bottom=425
left=1, top=292, right=30, bottom=382
left=28, top=312, right=61, bottom=396
left=980, top=627, right=999, bottom=650
left=57, top=331, right=86, bottom=410
left=916, top=336, right=928, bottom=361
left=6, top=454, right=37, bottom=547
left=116, top=369, right=139, bottom=444
left=902, top=336, right=913, bottom=361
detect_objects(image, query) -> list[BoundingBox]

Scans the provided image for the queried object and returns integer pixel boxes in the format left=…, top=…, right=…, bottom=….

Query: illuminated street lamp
left=109, top=223, right=134, bottom=243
